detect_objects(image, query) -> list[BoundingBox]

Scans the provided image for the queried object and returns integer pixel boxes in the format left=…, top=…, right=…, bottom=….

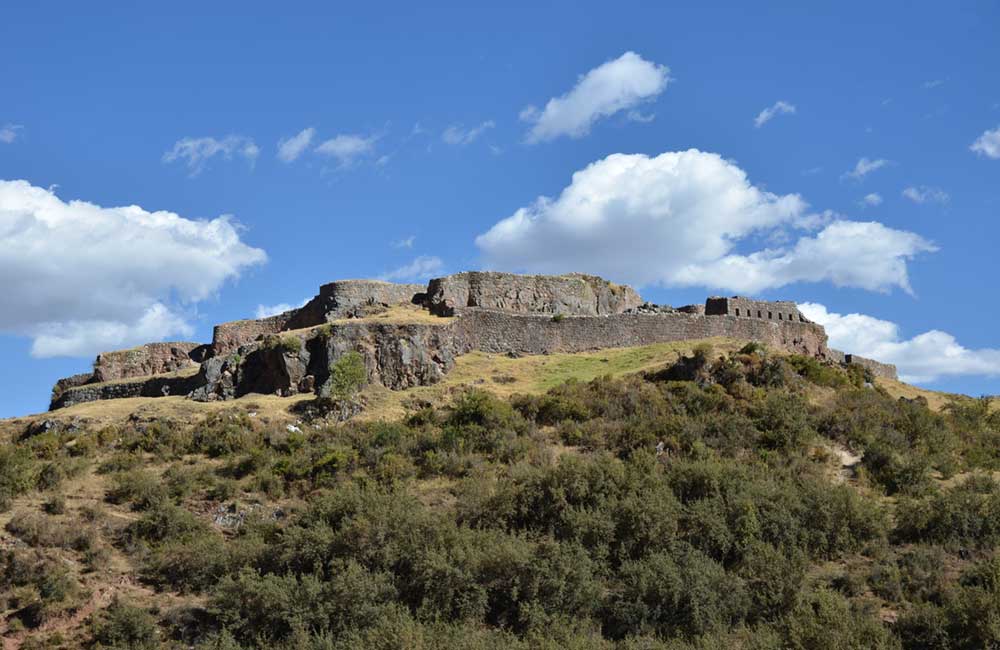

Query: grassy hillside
left=2, top=342, right=998, bottom=649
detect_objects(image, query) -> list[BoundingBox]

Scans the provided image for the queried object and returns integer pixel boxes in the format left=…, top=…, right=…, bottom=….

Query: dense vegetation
left=3, top=345, right=1000, bottom=648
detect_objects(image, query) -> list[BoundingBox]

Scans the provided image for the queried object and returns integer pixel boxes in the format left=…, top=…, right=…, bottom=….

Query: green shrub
left=90, top=598, right=158, bottom=650
left=326, top=351, right=367, bottom=401
left=0, top=446, right=37, bottom=512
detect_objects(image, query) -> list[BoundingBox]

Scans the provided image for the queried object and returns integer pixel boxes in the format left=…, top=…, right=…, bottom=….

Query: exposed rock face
left=306, top=321, right=458, bottom=391
left=425, top=272, right=642, bottom=317
left=286, top=280, right=424, bottom=329
left=48, top=271, right=901, bottom=411
left=92, top=342, right=204, bottom=383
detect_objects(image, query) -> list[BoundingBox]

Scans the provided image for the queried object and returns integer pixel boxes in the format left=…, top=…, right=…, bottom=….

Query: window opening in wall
left=735, top=308, right=740, bottom=316
left=758, top=310, right=762, bottom=318
left=778, top=313, right=783, bottom=320
left=768, top=311, right=773, bottom=319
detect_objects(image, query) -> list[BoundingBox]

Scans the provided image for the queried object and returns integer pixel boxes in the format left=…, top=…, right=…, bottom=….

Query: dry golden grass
left=356, top=338, right=745, bottom=421
left=875, top=377, right=965, bottom=412
left=5, top=335, right=972, bottom=433
left=332, top=304, right=453, bottom=326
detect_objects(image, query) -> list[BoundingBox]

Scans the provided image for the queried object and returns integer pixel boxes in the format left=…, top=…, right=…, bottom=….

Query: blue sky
left=1, top=1, right=999, bottom=417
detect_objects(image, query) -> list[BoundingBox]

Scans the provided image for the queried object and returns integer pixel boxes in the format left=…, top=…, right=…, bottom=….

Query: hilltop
left=5, top=271, right=997, bottom=650
left=43, top=271, right=895, bottom=416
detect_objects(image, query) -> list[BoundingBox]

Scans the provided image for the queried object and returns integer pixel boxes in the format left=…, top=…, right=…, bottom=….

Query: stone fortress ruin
left=48, top=272, right=898, bottom=410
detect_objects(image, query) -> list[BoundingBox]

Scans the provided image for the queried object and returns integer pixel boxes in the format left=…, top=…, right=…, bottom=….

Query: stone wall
left=211, top=313, right=295, bottom=357
left=46, top=272, right=910, bottom=411
left=452, top=309, right=829, bottom=358
left=705, top=296, right=808, bottom=323
left=92, top=342, right=204, bottom=383
left=286, top=280, right=424, bottom=329
left=50, top=372, right=202, bottom=410
left=845, top=354, right=899, bottom=380
left=425, top=272, right=642, bottom=317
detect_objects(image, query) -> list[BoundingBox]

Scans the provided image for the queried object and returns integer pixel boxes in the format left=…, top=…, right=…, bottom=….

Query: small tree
left=326, top=351, right=367, bottom=401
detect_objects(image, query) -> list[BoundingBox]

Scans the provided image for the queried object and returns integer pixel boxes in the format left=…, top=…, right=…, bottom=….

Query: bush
left=0, top=446, right=37, bottom=512
left=91, top=598, right=159, bottom=650
left=326, top=351, right=367, bottom=401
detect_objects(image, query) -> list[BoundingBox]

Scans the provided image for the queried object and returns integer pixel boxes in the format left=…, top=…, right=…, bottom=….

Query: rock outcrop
left=48, top=273, right=900, bottom=410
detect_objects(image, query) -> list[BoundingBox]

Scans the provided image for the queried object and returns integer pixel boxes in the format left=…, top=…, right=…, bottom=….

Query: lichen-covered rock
left=424, top=272, right=642, bottom=317
left=236, top=342, right=310, bottom=398
left=307, top=321, right=459, bottom=391
left=92, top=342, right=203, bottom=382
left=286, top=279, right=424, bottom=329
left=211, top=313, right=295, bottom=357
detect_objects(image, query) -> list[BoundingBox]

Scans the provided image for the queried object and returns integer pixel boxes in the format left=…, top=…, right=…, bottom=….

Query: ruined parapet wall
left=210, top=281, right=424, bottom=356
left=286, top=280, right=424, bottom=329
left=50, top=373, right=95, bottom=405
left=845, top=354, right=898, bottom=380
left=425, top=272, right=642, bottom=317
left=92, top=342, right=204, bottom=383
left=50, top=371, right=202, bottom=410
left=705, top=297, right=809, bottom=323
left=211, top=312, right=295, bottom=357
left=453, top=309, right=829, bottom=358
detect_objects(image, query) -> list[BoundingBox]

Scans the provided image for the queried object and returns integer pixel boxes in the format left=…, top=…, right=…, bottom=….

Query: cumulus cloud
left=0, top=180, right=267, bottom=357
left=0, top=124, right=23, bottom=144
left=842, top=157, right=889, bottom=181
left=476, top=150, right=935, bottom=295
left=922, top=79, right=945, bottom=89
left=520, top=51, right=669, bottom=143
left=800, top=303, right=1000, bottom=384
left=162, top=135, right=259, bottom=176
left=971, top=126, right=1000, bottom=159
left=391, top=236, right=415, bottom=249
left=754, top=101, right=796, bottom=128
left=442, top=121, right=495, bottom=146
left=315, top=133, right=377, bottom=167
left=277, top=127, right=315, bottom=163
left=862, top=193, right=883, bottom=206
left=31, top=304, right=193, bottom=359
left=379, top=255, right=444, bottom=282
left=902, top=186, right=949, bottom=204
left=255, top=298, right=309, bottom=319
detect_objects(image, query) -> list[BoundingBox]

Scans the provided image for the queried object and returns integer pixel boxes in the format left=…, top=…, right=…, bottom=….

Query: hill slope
left=1, top=342, right=997, bottom=649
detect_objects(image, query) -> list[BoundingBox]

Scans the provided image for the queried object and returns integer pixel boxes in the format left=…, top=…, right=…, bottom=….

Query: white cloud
left=277, top=127, right=315, bottom=163
left=0, top=180, right=267, bottom=357
left=442, top=121, right=495, bottom=145
left=627, top=110, right=656, bottom=123
left=754, top=101, right=796, bottom=128
left=379, top=255, right=444, bottom=282
left=162, top=135, right=259, bottom=176
left=842, top=157, right=889, bottom=181
left=971, top=126, right=1000, bottom=159
left=315, top=133, right=377, bottom=168
left=520, top=51, right=669, bottom=143
left=862, top=193, right=883, bottom=206
left=923, top=79, right=945, bottom=89
left=800, top=303, right=1000, bottom=384
left=475, top=150, right=935, bottom=295
left=0, top=124, right=23, bottom=144
left=391, top=236, right=415, bottom=249
left=255, top=298, right=309, bottom=319
left=31, top=303, right=193, bottom=359
left=902, top=185, right=949, bottom=204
